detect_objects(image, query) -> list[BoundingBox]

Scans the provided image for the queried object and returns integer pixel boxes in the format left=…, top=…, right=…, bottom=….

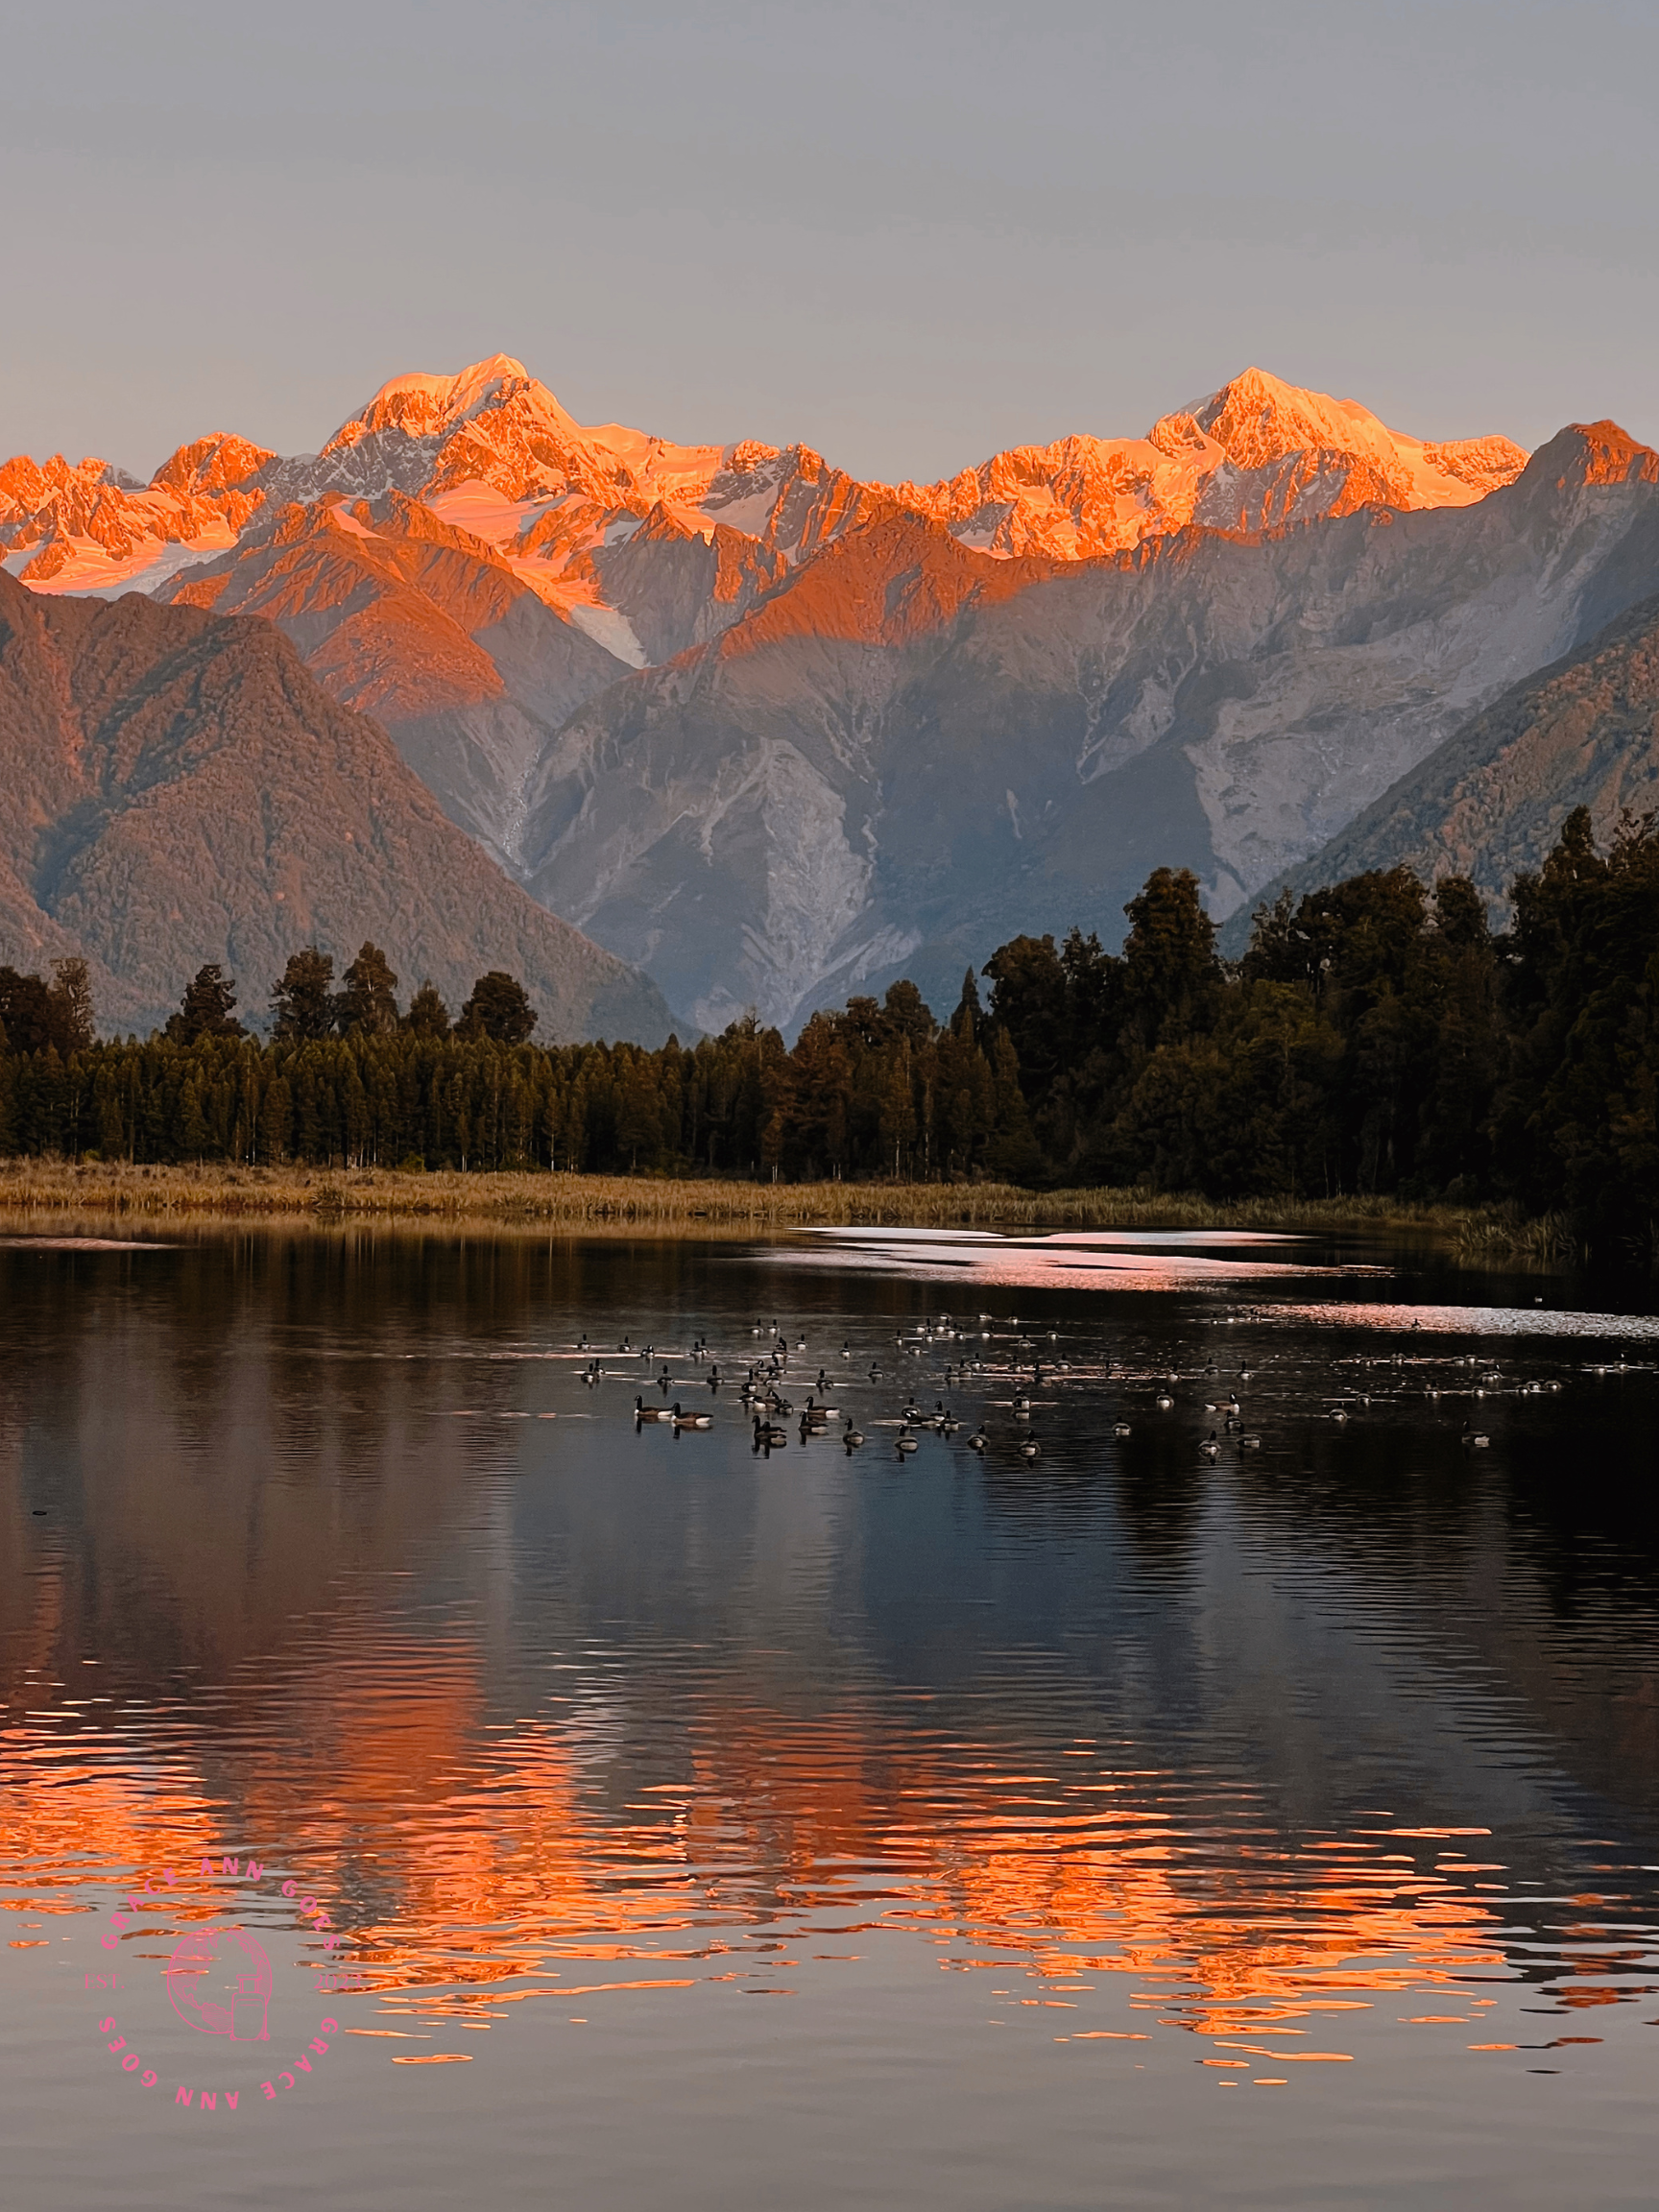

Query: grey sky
left=3, top=0, right=1655, bottom=482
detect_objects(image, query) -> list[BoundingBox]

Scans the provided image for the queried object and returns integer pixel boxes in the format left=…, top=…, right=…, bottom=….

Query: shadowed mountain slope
left=1223, top=584, right=1659, bottom=941
left=0, top=572, right=675, bottom=1041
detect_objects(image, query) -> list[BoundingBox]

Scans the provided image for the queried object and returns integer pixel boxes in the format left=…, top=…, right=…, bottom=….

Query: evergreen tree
left=166, top=964, right=246, bottom=1045
left=272, top=949, right=337, bottom=1040
left=338, top=943, right=400, bottom=1035
left=406, top=980, right=451, bottom=1038
left=458, top=972, right=538, bottom=1045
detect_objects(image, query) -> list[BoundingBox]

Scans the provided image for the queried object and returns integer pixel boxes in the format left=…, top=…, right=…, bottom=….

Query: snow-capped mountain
left=2, top=357, right=1527, bottom=613
left=9, top=357, right=1655, bottom=1039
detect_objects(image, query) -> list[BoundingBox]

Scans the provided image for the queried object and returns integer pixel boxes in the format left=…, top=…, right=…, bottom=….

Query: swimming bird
left=1113, top=1420, right=1132, bottom=1438
left=754, top=1415, right=789, bottom=1450
left=1199, top=1431, right=1220, bottom=1459
left=635, top=1397, right=674, bottom=1423
left=969, top=1428, right=988, bottom=1452
left=1018, top=1436, right=1041, bottom=1461
left=1460, top=1423, right=1490, bottom=1449
left=1155, top=1392, right=1174, bottom=1411
left=671, top=1404, right=712, bottom=1430
left=897, top=1434, right=920, bottom=1455
left=1238, top=1431, right=1262, bottom=1451
left=843, top=1421, right=865, bottom=1449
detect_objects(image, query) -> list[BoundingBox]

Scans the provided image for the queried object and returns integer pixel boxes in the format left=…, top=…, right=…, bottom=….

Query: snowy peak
left=323, top=353, right=575, bottom=450
left=1178, top=366, right=1528, bottom=511
left=2, top=355, right=1537, bottom=603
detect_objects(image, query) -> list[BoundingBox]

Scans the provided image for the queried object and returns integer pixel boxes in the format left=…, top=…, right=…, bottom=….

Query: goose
left=671, top=1404, right=712, bottom=1430
left=1460, top=1423, right=1490, bottom=1450
left=934, top=1403, right=959, bottom=1432
left=1112, top=1419, right=1132, bottom=1438
left=753, top=1415, right=789, bottom=1450
left=1238, top=1431, right=1262, bottom=1451
left=1018, top=1436, right=1041, bottom=1461
left=843, top=1421, right=865, bottom=1449
left=1199, top=1431, right=1220, bottom=1459
left=902, top=1404, right=927, bottom=1425
left=1155, top=1392, right=1174, bottom=1412
left=636, top=1397, right=674, bottom=1423
left=968, top=1428, right=988, bottom=1452
left=897, top=1434, right=920, bottom=1455
left=1330, top=1407, right=1350, bottom=1424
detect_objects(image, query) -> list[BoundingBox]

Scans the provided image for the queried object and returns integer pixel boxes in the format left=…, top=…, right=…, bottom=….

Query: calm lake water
left=3, top=1222, right=1658, bottom=2210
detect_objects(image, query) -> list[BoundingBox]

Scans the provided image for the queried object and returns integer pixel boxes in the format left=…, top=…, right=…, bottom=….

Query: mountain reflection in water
left=2, top=1227, right=1657, bottom=2210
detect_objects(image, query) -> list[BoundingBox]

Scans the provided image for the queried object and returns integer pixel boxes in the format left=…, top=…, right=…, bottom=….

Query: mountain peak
left=324, top=354, right=581, bottom=457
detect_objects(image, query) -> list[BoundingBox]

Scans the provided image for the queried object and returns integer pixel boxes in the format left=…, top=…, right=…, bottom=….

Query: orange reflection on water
left=0, top=1688, right=1533, bottom=2057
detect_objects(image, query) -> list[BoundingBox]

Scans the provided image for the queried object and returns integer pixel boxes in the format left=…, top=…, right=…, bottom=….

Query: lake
left=3, top=1222, right=1657, bottom=2209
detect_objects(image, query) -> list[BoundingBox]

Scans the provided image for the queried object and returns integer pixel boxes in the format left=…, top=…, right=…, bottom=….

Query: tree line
left=1, top=807, right=1654, bottom=1242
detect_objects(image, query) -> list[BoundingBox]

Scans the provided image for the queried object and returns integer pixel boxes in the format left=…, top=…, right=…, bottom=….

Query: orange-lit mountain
left=12, top=358, right=1659, bottom=1030
left=6, top=357, right=1525, bottom=619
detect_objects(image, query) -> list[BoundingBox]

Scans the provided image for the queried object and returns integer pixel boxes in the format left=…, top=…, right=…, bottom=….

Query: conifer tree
left=338, top=944, right=400, bottom=1035
left=458, top=972, right=538, bottom=1045
left=272, top=949, right=337, bottom=1040
left=166, top=964, right=245, bottom=1045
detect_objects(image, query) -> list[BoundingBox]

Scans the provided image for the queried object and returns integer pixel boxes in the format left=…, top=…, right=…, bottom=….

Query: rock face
left=0, top=571, right=676, bottom=1042
left=12, top=355, right=1659, bottom=1032
left=1227, top=576, right=1659, bottom=936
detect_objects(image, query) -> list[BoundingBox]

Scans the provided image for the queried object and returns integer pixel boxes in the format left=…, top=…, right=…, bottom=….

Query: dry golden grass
left=0, top=1157, right=1541, bottom=1247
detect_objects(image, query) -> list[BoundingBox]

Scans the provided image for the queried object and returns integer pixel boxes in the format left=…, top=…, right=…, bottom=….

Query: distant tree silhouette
left=0, top=960, right=95, bottom=1057
left=0, top=968, right=53, bottom=1055
left=338, top=943, right=400, bottom=1035
left=166, top=964, right=245, bottom=1045
left=405, top=980, right=451, bottom=1039
left=458, top=972, right=538, bottom=1046
left=272, top=949, right=336, bottom=1040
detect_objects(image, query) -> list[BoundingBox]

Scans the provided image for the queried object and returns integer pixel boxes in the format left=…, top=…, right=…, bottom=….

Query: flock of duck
left=564, top=1311, right=1597, bottom=1467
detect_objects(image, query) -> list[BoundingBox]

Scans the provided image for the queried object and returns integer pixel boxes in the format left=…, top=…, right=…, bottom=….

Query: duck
left=671, top=1404, right=712, bottom=1430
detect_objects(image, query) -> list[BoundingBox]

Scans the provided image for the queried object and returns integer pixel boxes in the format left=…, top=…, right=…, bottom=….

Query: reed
left=0, top=1157, right=1538, bottom=1242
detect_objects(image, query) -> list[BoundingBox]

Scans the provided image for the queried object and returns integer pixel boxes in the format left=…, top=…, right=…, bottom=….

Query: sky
left=2, top=0, right=1656, bottom=483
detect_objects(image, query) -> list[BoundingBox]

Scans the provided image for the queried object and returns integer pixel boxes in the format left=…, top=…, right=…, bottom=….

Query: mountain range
left=5, top=358, right=1657, bottom=1033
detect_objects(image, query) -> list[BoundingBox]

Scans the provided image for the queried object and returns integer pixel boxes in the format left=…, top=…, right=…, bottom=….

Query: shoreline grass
left=0, top=1159, right=1573, bottom=1257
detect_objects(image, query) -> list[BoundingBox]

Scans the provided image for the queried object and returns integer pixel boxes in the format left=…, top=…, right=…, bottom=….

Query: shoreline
left=0, top=1161, right=1570, bottom=1257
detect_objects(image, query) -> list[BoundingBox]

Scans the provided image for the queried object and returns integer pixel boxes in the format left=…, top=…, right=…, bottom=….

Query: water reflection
left=2, top=1228, right=1658, bottom=2204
